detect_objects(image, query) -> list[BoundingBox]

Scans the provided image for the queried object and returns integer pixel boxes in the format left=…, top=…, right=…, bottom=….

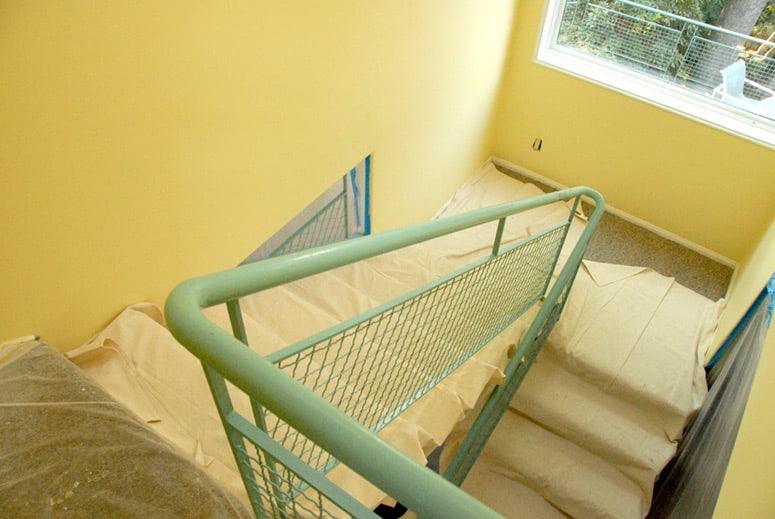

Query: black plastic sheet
left=649, top=290, right=772, bottom=518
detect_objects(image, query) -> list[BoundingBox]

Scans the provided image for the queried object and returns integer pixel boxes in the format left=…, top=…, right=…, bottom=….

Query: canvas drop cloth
left=67, top=163, right=722, bottom=517
left=442, top=259, right=723, bottom=518
left=68, top=163, right=582, bottom=511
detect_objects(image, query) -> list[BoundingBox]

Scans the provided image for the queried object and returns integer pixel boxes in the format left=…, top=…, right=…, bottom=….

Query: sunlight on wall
left=0, top=1, right=514, bottom=349
left=494, top=3, right=775, bottom=515
left=494, top=1, right=775, bottom=264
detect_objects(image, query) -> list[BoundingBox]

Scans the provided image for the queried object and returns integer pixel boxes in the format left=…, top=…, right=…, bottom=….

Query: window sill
left=535, top=45, right=775, bottom=151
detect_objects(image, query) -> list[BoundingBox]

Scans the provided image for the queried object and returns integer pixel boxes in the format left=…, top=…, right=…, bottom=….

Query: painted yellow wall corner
left=713, top=212, right=775, bottom=518
left=494, top=3, right=775, bottom=515
left=493, top=1, right=775, bottom=264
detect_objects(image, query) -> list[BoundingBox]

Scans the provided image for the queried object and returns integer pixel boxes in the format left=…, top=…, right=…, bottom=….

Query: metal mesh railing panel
left=166, top=185, right=605, bottom=519
left=678, top=35, right=740, bottom=90
left=676, top=36, right=775, bottom=95
left=576, top=3, right=682, bottom=74
left=235, top=440, right=366, bottom=519
left=261, top=225, right=567, bottom=474
left=271, top=191, right=349, bottom=258
left=557, top=0, right=775, bottom=103
left=442, top=256, right=581, bottom=486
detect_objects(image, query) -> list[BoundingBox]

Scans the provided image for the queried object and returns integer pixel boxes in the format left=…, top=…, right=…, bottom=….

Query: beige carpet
left=494, top=164, right=732, bottom=301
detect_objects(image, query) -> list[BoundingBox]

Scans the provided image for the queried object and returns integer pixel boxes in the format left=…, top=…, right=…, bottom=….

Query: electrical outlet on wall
left=532, top=138, right=543, bottom=151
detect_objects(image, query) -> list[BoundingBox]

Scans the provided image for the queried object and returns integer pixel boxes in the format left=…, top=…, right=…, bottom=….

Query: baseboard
left=489, top=156, right=739, bottom=270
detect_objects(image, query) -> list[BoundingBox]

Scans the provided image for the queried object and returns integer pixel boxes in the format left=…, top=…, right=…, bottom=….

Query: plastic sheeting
left=0, top=339, right=252, bottom=519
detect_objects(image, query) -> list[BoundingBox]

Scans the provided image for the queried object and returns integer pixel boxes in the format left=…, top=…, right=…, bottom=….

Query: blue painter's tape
left=364, top=154, right=371, bottom=236
left=767, top=272, right=774, bottom=325
left=349, top=167, right=361, bottom=230
left=706, top=274, right=773, bottom=372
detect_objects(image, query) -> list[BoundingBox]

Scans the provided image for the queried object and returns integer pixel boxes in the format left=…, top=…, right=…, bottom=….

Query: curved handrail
left=165, top=186, right=605, bottom=519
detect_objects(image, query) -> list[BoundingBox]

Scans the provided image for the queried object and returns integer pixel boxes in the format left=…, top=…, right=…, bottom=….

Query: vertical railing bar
left=270, top=191, right=347, bottom=258
left=443, top=193, right=605, bottom=486
left=491, top=217, right=507, bottom=256
left=343, top=175, right=350, bottom=239
left=539, top=197, right=578, bottom=298
left=226, top=299, right=248, bottom=344
left=363, top=154, right=371, bottom=236
left=225, top=298, right=289, bottom=516
left=201, top=363, right=281, bottom=517
left=226, top=413, right=380, bottom=519
left=227, top=300, right=271, bottom=430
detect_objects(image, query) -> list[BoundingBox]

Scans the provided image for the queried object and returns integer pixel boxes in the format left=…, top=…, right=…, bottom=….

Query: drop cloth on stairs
left=442, top=259, right=723, bottom=518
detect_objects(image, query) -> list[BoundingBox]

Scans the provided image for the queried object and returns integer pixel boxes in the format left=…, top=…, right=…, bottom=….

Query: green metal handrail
left=165, top=186, right=605, bottom=519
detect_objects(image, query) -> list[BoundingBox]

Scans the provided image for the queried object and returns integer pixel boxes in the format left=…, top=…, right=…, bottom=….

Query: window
left=536, top=0, right=775, bottom=148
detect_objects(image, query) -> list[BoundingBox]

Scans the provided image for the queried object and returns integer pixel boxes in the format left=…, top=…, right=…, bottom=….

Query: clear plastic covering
left=0, top=340, right=252, bottom=519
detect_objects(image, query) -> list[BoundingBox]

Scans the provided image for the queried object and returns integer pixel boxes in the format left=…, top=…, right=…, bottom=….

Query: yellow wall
left=713, top=213, right=775, bottom=518
left=0, top=1, right=514, bottom=349
left=495, top=3, right=775, bottom=514
left=2, top=0, right=773, bottom=511
left=493, top=2, right=775, bottom=263
left=715, top=212, right=775, bottom=352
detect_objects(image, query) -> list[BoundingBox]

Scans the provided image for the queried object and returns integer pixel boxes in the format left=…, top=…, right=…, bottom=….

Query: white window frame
left=536, top=0, right=775, bottom=149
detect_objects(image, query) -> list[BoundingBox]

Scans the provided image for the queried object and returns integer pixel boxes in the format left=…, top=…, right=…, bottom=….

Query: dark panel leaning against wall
left=648, top=277, right=774, bottom=518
